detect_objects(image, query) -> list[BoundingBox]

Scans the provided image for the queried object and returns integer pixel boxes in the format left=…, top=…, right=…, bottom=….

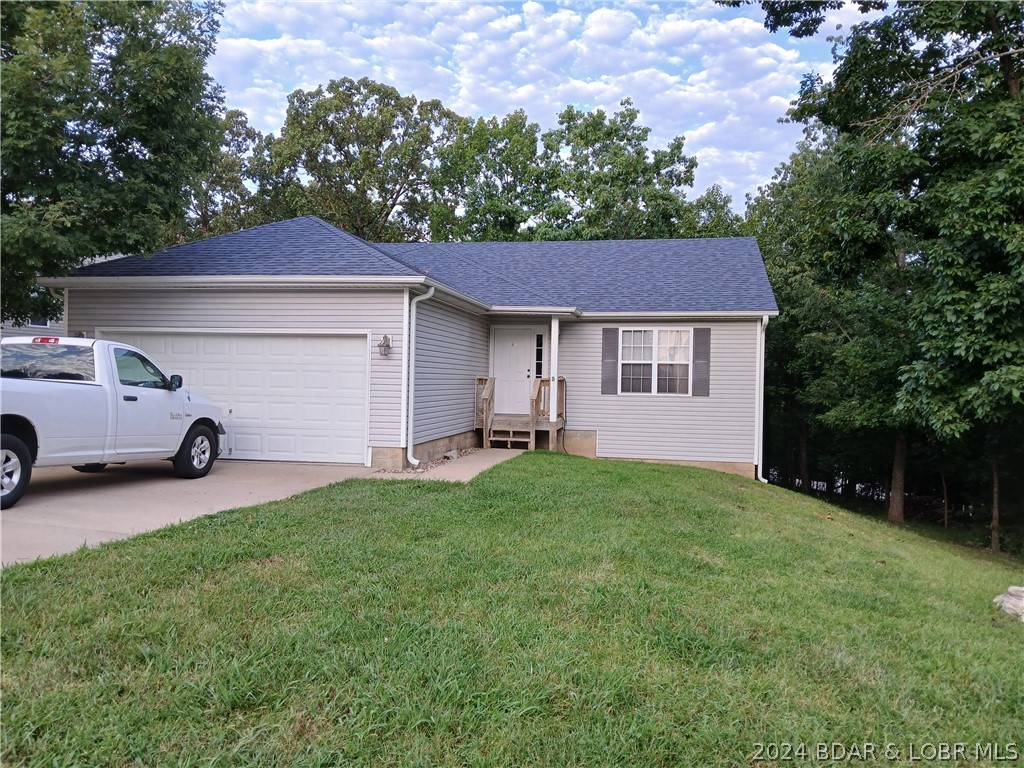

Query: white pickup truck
left=1, top=336, right=226, bottom=509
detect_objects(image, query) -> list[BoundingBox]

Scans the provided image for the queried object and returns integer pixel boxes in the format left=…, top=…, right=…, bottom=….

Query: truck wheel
left=1, top=433, right=32, bottom=510
left=72, top=464, right=108, bottom=473
left=174, top=424, right=216, bottom=479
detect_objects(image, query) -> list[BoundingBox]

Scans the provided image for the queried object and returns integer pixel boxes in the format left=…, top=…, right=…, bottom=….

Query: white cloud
left=582, top=8, right=640, bottom=45
left=211, top=0, right=845, bottom=209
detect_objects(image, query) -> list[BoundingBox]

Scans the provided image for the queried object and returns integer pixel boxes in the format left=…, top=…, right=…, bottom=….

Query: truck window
left=0, top=344, right=96, bottom=381
left=114, top=348, right=168, bottom=388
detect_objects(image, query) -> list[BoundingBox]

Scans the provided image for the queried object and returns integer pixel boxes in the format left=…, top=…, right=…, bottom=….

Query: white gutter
left=755, top=314, right=770, bottom=483
left=490, top=305, right=581, bottom=317
left=582, top=310, right=780, bottom=320
left=549, top=317, right=560, bottom=423
left=405, top=286, right=435, bottom=467
left=399, top=288, right=411, bottom=449
left=38, top=275, right=431, bottom=290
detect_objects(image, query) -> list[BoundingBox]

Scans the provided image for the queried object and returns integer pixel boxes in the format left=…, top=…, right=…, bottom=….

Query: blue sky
left=209, top=1, right=871, bottom=208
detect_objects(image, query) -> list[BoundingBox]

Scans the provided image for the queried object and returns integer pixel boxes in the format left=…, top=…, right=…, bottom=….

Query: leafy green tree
left=745, top=135, right=840, bottom=495
left=742, top=0, right=1023, bottom=547
left=746, top=130, right=925, bottom=522
left=272, top=77, right=467, bottom=242
left=429, top=110, right=546, bottom=242
left=534, top=100, right=697, bottom=240
left=188, top=84, right=726, bottom=248
left=1, top=0, right=224, bottom=322
left=185, top=109, right=261, bottom=240
left=689, top=184, right=744, bottom=238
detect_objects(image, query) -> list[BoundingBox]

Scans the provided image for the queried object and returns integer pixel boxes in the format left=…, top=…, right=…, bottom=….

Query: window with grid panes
left=620, top=328, right=691, bottom=394
left=620, top=329, right=653, bottom=392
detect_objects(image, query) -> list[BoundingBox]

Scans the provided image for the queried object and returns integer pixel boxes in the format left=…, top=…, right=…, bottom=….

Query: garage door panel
left=202, top=369, right=231, bottom=389
left=268, top=403, right=299, bottom=423
left=169, top=336, right=199, bottom=356
left=234, top=433, right=263, bottom=454
left=201, top=337, right=231, bottom=356
left=103, top=332, right=368, bottom=464
left=268, top=370, right=298, bottom=389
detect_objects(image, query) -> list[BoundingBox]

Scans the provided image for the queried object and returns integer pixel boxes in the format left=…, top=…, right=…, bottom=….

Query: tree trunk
left=991, top=457, right=1001, bottom=553
left=940, top=469, right=949, bottom=528
left=986, top=9, right=1021, bottom=99
left=888, top=432, right=907, bottom=524
left=798, top=422, right=810, bottom=493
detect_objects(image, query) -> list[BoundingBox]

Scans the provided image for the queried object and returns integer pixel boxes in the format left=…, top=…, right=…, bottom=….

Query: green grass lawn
left=2, top=453, right=1021, bottom=767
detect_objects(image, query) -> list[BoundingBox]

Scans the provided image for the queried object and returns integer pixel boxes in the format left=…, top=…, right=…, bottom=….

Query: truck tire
left=173, top=424, right=216, bottom=479
left=1, top=433, right=32, bottom=510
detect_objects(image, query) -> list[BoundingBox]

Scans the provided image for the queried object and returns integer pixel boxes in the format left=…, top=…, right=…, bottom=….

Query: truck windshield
left=0, top=344, right=96, bottom=381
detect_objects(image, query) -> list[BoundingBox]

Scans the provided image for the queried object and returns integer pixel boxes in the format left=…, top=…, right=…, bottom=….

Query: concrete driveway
left=1, top=460, right=374, bottom=566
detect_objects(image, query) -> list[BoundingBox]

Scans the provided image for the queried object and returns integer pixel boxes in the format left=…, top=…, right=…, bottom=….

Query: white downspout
left=406, top=286, right=435, bottom=467
left=756, top=314, right=770, bottom=483
left=399, top=288, right=411, bottom=448
left=548, top=317, right=560, bottom=423
left=46, top=288, right=67, bottom=334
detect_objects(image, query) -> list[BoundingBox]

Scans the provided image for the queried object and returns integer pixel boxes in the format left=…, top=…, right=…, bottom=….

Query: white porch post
left=549, top=316, right=560, bottom=423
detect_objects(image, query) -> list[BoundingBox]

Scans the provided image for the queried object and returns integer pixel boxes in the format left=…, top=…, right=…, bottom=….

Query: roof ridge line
left=304, top=216, right=422, bottom=275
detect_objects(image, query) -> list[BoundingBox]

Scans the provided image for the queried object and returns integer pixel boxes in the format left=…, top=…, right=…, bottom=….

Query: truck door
left=110, top=346, right=185, bottom=456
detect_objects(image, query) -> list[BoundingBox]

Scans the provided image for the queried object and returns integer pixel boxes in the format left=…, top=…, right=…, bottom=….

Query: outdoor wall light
left=377, top=334, right=392, bottom=357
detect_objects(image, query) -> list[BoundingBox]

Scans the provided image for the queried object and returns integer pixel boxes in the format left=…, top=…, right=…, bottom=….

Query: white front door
left=493, top=328, right=535, bottom=413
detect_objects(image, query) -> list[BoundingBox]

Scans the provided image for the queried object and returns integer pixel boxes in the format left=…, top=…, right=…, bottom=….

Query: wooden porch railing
left=476, top=376, right=565, bottom=450
left=530, top=377, right=566, bottom=422
left=476, top=376, right=496, bottom=447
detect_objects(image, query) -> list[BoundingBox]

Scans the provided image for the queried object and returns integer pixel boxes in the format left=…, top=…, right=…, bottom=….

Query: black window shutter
left=693, top=327, right=711, bottom=397
left=601, top=327, right=619, bottom=395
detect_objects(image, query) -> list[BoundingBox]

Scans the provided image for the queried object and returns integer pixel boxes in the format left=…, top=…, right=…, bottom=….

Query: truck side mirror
left=168, top=374, right=183, bottom=391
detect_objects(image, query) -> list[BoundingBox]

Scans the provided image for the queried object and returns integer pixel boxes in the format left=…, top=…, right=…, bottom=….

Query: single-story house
left=41, top=216, right=779, bottom=477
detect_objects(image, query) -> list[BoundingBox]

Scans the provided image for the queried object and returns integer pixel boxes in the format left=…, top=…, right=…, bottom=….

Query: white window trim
left=618, top=327, right=693, bottom=396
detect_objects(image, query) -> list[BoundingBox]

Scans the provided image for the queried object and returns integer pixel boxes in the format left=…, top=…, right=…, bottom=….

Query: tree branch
left=854, top=46, right=1024, bottom=140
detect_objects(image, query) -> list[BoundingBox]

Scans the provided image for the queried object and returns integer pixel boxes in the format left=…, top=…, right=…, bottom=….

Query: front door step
left=488, top=428, right=534, bottom=449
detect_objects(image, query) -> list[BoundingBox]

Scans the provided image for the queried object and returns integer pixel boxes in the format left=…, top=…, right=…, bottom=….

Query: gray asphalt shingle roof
left=380, top=238, right=777, bottom=313
left=73, top=216, right=778, bottom=314
left=74, top=216, right=420, bottom=278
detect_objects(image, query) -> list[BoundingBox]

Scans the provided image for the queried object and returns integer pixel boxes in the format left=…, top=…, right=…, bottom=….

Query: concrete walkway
left=2, top=450, right=524, bottom=566
left=1, top=460, right=374, bottom=566
left=374, top=448, right=524, bottom=482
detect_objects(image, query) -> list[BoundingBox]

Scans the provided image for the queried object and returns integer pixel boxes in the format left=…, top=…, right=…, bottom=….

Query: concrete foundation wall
left=372, top=430, right=482, bottom=470
left=558, top=428, right=754, bottom=478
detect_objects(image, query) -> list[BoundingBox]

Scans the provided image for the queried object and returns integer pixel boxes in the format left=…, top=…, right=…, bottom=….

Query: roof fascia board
left=39, top=275, right=430, bottom=290
left=580, top=310, right=780, bottom=320
left=417, top=281, right=491, bottom=312
left=39, top=273, right=492, bottom=312
left=488, top=305, right=581, bottom=317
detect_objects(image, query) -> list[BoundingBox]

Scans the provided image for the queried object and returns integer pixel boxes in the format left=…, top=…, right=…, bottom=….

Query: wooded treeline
left=3, top=1, right=1020, bottom=551
left=739, top=1, right=1023, bottom=552
left=183, top=80, right=741, bottom=245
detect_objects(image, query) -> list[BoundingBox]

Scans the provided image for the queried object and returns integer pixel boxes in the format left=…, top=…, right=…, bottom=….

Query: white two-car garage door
left=103, top=332, right=369, bottom=464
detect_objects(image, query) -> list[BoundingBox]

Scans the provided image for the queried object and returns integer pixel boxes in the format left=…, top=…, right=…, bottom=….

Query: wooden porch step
left=489, top=430, right=532, bottom=448
left=489, top=414, right=533, bottom=449
left=483, top=412, right=565, bottom=451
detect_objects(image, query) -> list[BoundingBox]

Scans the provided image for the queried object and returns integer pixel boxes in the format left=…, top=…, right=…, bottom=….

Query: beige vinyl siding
left=413, top=299, right=489, bottom=444
left=67, top=288, right=406, bottom=447
left=559, top=319, right=759, bottom=463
